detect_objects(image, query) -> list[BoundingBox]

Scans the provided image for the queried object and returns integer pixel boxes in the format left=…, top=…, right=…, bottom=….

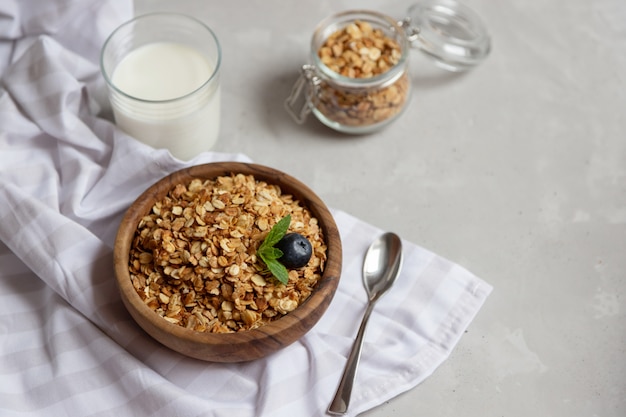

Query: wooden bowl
left=113, top=162, right=342, bottom=362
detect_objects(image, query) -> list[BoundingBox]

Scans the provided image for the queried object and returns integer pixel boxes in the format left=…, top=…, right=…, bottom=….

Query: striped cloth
left=0, top=1, right=493, bottom=416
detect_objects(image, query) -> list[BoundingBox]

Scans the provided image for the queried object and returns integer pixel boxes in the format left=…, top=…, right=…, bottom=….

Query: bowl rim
left=113, top=161, right=342, bottom=358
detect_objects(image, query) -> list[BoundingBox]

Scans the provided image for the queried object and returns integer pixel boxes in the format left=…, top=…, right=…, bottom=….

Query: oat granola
left=314, top=20, right=409, bottom=128
left=128, top=173, right=327, bottom=333
left=318, top=20, right=402, bottom=79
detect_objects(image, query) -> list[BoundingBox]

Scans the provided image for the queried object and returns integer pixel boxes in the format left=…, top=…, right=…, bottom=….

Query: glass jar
left=285, top=0, right=490, bottom=134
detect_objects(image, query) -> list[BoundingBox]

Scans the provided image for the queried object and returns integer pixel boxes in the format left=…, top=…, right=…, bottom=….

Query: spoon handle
left=328, top=301, right=376, bottom=415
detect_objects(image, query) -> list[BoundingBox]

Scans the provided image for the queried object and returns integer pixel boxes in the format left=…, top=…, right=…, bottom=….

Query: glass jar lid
left=405, top=0, right=490, bottom=71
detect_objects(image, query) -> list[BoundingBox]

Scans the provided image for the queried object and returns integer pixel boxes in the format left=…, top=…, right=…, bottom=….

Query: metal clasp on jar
left=284, top=64, right=321, bottom=124
left=398, top=17, right=421, bottom=44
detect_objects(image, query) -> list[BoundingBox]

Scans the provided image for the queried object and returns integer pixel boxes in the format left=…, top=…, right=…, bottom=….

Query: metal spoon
left=328, top=232, right=403, bottom=415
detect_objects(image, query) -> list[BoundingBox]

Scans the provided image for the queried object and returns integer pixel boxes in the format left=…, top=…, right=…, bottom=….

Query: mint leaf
left=259, top=246, right=283, bottom=260
left=259, top=214, right=291, bottom=250
left=265, top=258, right=290, bottom=285
left=257, top=214, right=291, bottom=284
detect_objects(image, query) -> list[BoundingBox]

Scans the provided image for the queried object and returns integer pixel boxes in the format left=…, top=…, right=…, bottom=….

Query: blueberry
left=275, top=233, right=312, bottom=269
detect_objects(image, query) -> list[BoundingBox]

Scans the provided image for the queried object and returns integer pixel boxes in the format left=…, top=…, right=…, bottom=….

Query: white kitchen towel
left=0, top=1, right=493, bottom=416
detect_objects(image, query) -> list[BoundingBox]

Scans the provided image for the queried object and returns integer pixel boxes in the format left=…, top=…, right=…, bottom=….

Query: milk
left=110, top=42, right=220, bottom=160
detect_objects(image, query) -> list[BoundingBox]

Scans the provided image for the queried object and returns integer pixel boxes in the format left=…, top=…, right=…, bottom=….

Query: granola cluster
left=128, top=174, right=327, bottom=333
left=319, top=20, right=402, bottom=78
left=315, top=20, right=409, bottom=128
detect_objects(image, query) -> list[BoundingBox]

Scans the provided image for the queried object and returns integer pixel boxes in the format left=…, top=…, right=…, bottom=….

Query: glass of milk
left=101, top=13, right=221, bottom=160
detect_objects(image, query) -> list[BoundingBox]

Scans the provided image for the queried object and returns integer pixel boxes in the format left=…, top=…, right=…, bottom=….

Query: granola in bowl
left=128, top=173, right=327, bottom=333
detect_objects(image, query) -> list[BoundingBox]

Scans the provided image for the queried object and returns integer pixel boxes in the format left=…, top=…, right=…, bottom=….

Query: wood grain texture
left=113, top=162, right=342, bottom=362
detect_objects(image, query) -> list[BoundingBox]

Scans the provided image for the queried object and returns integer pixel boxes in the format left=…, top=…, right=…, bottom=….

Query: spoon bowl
left=363, top=232, right=403, bottom=302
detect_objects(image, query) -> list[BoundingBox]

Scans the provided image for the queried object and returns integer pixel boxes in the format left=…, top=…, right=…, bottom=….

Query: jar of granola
left=285, top=0, right=490, bottom=134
